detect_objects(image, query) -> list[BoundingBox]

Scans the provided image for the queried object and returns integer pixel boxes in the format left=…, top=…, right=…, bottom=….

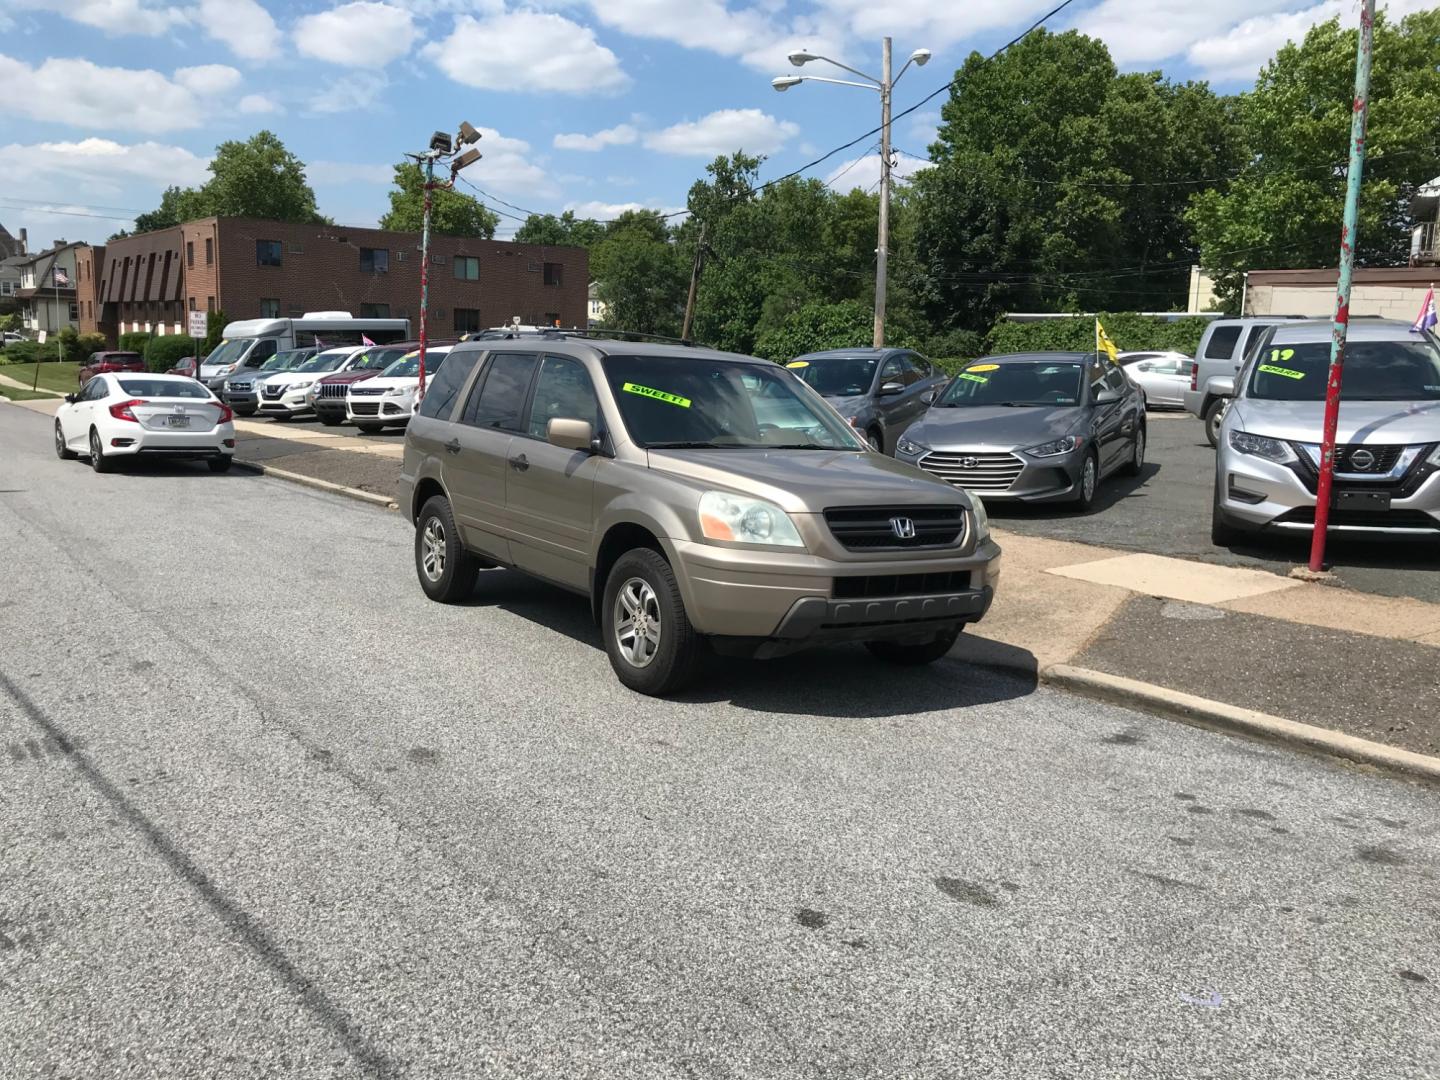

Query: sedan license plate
left=1335, top=490, right=1390, bottom=512
left=167, top=415, right=190, bottom=429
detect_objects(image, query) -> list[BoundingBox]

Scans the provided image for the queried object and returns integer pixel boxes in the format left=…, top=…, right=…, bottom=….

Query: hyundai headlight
left=698, top=491, right=804, bottom=547
left=1229, top=430, right=1295, bottom=463
left=896, top=433, right=928, bottom=457
left=1024, top=435, right=1081, bottom=458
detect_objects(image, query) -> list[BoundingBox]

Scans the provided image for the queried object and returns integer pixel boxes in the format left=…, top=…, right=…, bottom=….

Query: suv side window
left=465, top=352, right=538, bottom=431
left=1203, top=325, right=1243, bottom=359
left=879, top=356, right=904, bottom=387
left=527, top=355, right=600, bottom=438
left=416, top=350, right=480, bottom=420
left=907, top=353, right=933, bottom=380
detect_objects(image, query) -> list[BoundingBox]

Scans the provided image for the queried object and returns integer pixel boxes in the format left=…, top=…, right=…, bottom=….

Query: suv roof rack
left=541, top=327, right=697, bottom=346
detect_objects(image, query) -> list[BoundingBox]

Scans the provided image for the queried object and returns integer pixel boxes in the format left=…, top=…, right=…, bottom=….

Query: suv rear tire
left=415, top=495, right=477, bottom=603
left=603, top=548, right=702, bottom=696
left=1203, top=398, right=1227, bottom=448
left=866, top=627, right=962, bottom=665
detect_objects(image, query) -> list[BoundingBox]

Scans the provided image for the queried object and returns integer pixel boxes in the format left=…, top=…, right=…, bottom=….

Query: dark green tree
left=514, top=210, right=604, bottom=248
left=589, top=211, right=687, bottom=335
left=379, top=162, right=499, bottom=238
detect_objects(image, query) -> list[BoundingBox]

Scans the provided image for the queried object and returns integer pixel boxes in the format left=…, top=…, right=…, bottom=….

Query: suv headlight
left=1427, top=445, right=1440, bottom=467
left=698, top=491, right=804, bottom=547
left=385, top=386, right=409, bottom=396
left=896, top=433, right=928, bottom=457
left=290, top=379, right=314, bottom=391
left=1024, top=435, right=1081, bottom=458
left=1229, top=430, right=1296, bottom=463
left=969, top=495, right=990, bottom=542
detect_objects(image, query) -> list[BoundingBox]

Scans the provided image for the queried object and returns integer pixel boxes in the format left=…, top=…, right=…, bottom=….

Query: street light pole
left=874, top=37, right=892, bottom=349
left=417, top=151, right=436, bottom=401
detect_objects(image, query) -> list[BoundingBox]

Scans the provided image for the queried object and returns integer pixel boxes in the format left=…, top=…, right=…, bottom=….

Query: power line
left=0, top=203, right=134, bottom=222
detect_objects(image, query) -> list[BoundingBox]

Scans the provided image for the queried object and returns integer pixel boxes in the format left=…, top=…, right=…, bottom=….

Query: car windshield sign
left=1249, top=339, right=1440, bottom=402
left=937, top=362, right=1084, bottom=407
left=382, top=350, right=446, bottom=378
left=357, top=348, right=406, bottom=371
left=789, top=355, right=879, bottom=398
left=603, top=355, right=863, bottom=450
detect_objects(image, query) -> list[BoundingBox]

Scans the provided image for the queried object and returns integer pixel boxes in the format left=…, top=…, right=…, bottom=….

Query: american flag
left=1412, top=287, right=1437, bottom=334
left=52, top=266, right=71, bottom=288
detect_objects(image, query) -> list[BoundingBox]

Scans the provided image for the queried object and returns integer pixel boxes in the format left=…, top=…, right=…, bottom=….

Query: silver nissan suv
left=398, top=334, right=1003, bottom=695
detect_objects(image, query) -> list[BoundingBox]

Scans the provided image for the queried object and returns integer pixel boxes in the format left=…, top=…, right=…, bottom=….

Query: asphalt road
left=2, top=402, right=1438, bottom=1079
left=990, top=412, right=1440, bottom=603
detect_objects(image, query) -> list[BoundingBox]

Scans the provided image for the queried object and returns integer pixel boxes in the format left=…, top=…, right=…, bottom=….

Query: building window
left=543, top=262, right=563, bottom=287
left=69, top=303, right=79, bottom=321
left=360, top=248, right=390, bottom=273
left=256, top=240, right=282, bottom=266
left=454, top=256, right=480, bottom=281
left=205, top=237, right=214, bottom=264
left=186, top=241, right=194, bottom=268
left=188, top=297, right=197, bottom=311
left=260, top=298, right=281, bottom=318
left=453, top=308, right=480, bottom=333
left=543, top=313, right=561, bottom=327
left=289, top=241, right=304, bottom=255
left=360, top=303, right=390, bottom=318
left=207, top=296, right=216, bottom=313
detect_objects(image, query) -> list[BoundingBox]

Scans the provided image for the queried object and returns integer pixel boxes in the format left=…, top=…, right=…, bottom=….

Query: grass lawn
left=0, top=361, right=79, bottom=394
left=0, top=385, right=60, bottom=402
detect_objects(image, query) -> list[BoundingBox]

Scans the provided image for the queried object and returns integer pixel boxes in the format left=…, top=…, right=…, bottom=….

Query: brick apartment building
left=78, top=217, right=588, bottom=344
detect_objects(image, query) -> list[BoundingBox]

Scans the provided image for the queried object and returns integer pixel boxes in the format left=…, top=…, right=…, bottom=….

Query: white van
left=198, top=311, right=410, bottom=391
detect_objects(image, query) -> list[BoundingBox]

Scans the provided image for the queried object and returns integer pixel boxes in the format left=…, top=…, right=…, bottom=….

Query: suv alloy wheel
left=414, top=495, right=477, bottom=602
left=602, top=548, right=702, bottom=695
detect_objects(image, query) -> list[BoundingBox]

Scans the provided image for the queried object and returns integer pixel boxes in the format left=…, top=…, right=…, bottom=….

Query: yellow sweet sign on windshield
left=968, top=363, right=1000, bottom=372
left=623, top=382, right=692, bottom=408
left=785, top=361, right=809, bottom=368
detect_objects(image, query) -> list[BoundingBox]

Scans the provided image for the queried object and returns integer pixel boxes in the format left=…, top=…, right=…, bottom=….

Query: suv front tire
left=602, top=548, right=702, bottom=696
left=415, top=495, right=477, bottom=602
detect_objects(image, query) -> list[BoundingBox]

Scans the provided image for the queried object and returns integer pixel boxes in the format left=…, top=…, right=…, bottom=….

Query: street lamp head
left=787, top=51, right=816, bottom=66
left=772, top=75, right=804, bottom=92
left=457, top=120, right=481, bottom=146
left=452, top=147, right=482, bottom=172
left=429, top=130, right=453, bottom=154
left=909, top=48, right=931, bottom=67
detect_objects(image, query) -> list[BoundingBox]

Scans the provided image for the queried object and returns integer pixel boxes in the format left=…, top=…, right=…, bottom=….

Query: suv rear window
left=1203, top=325, right=1242, bottom=359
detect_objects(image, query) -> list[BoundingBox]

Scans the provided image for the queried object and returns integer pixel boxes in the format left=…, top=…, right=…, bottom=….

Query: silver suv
left=1185, top=317, right=1304, bottom=446
left=1212, top=320, right=1440, bottom=544
left=398, top=335, right=1002, bottom=695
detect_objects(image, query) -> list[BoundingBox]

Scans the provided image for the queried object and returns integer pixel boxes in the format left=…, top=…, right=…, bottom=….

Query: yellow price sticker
left=785, top=361, right=810, bottom=368
left=968, top=363, right=1000, bottom=372
left=1258, top=364, right=1305, bottom=380
left=623, top=382, right=692, bottom=408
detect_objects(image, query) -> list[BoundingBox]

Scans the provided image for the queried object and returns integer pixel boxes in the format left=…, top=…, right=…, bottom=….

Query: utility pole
left=1309, top=0, right=1374, bottom=574
left=874, top=36, right=892, bottom=349
left=681, top=220, right=707, bottom=342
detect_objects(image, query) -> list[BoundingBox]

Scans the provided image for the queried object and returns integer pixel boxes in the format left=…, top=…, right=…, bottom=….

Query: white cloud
left=198, top=0, right=281, bottom=61
left=0, top=53, right=203, bottom=132
left=427, top=12, right=629, bottom=94
left=823, top=151, right=930, bottom=193
left=1077, top=0, right=1297, bottom=65
left=566, top=200, right=686, bottom=220
left=308, top=72, right=389, bottom=114
left=294, top=2, right=417, bottom=67
left=173, top=63, right=242, bottom=96
left=462, top=126, right=558, bottom=197
left=643, top=109, right=799, bottom=157
left=15, top=0, right=188, bottom=35
left=307, top=160, right=395, bottom=184
left=238, top=92, right=282, bottom=114
left=0, top=138, right=211, bottom=195
left=554, top=124, right=639, bottom=151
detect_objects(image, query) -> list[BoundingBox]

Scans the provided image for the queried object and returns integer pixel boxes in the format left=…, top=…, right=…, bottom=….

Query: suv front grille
left=823, top=505, right=966, bottom=551
left=349, top=387, right=386, bottom=396
left=262, top=384, right=285, bottom=399
left=917, top=450, right=1025, bottom=492
left=350, top=402, right=381, bottom=416
left=319, top=383, right=349, bottom=399
left=833, top=571, right=972, bottom=599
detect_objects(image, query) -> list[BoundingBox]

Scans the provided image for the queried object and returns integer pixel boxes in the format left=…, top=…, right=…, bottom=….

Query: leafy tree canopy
left=379, top=162, right=499, bottom=238
left=514, top=210, right=605, bottom=249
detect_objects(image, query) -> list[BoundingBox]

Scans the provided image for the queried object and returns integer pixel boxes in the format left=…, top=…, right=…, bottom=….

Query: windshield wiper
left=645, top=441, right=730, bottom=449
left=756, top=443, right=835, bottom=450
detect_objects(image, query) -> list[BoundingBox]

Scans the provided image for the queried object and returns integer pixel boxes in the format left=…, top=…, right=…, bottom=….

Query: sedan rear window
left=118, top=379, right=213, bottom=399
left=1249, top=339, right=1440, bottom=402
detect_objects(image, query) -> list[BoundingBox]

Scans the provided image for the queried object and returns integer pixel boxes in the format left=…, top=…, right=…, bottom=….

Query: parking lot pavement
left=991, top=411, right=1440, bottom=604
left=4, top=393, right=1440, bottom=1079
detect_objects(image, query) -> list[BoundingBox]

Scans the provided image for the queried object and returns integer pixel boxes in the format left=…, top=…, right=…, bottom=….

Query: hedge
left=144, top=334, right=199, bottom=372
left=0, top=340, right=43, bottom=365
left=118, top=331, right=153, bottom=354
left=984, top=313, right=1211, bottom=358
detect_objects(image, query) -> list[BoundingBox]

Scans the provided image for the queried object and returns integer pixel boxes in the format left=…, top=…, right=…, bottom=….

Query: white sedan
left=1118, top=351, right=1195, bottom=409
left=54, top=372, right=236, bottom=473
left=345, top=345, right=453, bottom=432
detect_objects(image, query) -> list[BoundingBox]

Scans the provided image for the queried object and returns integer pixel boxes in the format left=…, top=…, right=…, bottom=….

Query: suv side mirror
left=920, top=388, right=938, bottom=405
left=547, top=417, right=595, bottom=452
left=1211, top=375, right=1236, bottom=397
left=63, top=393, right=78, bottom=404
left=877, top=380, right=904, bottom=397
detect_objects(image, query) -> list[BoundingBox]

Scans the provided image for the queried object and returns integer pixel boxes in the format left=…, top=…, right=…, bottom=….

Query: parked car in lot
left=166, top=356, right=199, bottom=378
left=1119, top=351, right=1194, bottom=409
left=895, top=352, right=1146, bottom=510
left=222, top=348, right=315, bottom=416
left=399, top=336, right=1001, bottom=696
left=255, top=346, right=365, bottom=419
left=783, top=347, right=946, bottom=454
left=312, top=342, right=430, bottom=426
left=54, top=372, right=235, bottom=473
left=347, top=345, right=454, bottom=432
left=1211, top=320, right=1440, bottom=544
left=1185, top=317, right=1305, bottom=446
left=78, top=351, right=145, bottom=385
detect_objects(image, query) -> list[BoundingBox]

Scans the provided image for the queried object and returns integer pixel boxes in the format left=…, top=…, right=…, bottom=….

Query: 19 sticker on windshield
left=622, top=382, right=692, bottom=408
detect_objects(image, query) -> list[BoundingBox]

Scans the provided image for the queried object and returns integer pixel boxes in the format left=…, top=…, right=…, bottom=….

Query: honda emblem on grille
left=960, top=456, right=979, bottom=469
left=1349, top=448, right=1376, bottom=471
left=889, top=516, right=916, bottom=539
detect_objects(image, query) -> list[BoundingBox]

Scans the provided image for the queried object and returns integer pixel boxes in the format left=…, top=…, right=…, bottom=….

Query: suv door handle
left=444, top=438, right=461, bottom=455
left=509, top=453, right=529, bottom=472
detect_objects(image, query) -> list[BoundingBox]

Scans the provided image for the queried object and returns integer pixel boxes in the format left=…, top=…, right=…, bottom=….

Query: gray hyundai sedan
left=895, top=352, right=1147, bottom=509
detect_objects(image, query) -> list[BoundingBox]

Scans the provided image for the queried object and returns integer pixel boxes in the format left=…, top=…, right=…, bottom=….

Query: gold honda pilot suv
left=399, top=335, right=1002, bottom=695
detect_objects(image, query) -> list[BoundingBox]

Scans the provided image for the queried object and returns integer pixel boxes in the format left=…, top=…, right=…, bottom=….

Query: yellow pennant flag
left=1096, top=319, right=1119, bottom=364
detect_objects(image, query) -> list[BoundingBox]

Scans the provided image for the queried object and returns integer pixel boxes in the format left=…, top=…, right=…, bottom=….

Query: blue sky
left=0, top=0, right=1425, bottom=247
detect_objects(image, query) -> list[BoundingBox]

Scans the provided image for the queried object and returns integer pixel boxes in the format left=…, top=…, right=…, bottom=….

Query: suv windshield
left=204, top=340, right=253, bottom=367
left=603, top=355, right=863, bottom=450
left=262, top=350, right=310, bottom=372
left=296, top=351, right=351, bottom=373
left=354, top=347, right=409, bottom=371
left=790, top=356, right=878, bottom=397
left=1249, top=339, right=1440, bottom=402
left=937, top=361, right=1085, bottom=407
left=382, top=349, right=447, bottom=378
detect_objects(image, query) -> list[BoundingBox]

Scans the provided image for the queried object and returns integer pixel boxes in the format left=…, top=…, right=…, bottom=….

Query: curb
left=234, top=460, right=399, bottom=511
left=1042, top=663, right=1440, bottom=784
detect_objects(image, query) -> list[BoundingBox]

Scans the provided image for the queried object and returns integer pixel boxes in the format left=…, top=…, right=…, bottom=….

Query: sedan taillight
left=213, top=402, right=234, bottom=424
left=109, top=398, right=146, bottom=422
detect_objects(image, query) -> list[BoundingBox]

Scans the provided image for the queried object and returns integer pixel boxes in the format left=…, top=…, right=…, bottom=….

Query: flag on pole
left=361, top=334, right=377, bottom=347
left=1095, top=318, right=1119, bottom=363
left=1411, top=286, right=1437, bottom=333
left=52, top=267, right=71, bottom=288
